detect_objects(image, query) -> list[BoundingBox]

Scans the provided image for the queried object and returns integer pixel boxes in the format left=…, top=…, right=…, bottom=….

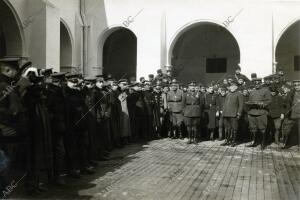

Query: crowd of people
left=0, top=57, right=299, bottom=196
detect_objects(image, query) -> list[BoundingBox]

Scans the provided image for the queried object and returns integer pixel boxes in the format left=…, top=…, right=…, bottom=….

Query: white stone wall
left=3, top=0, right=300, bottom=79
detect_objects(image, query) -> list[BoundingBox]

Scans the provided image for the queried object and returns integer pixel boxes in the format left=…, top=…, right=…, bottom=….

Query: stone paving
left=10, top=138, right=300, bottom=200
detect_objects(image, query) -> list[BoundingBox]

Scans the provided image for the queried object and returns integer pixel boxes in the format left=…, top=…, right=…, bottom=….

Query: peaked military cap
left=51, top=72, right=67, bottom=80
left=293, top=80, right=300, bottom=85
left=84, top=76, right=96, bottom=83
left=0, top=57, right=31, bottom=72
left=118, top=78, right=128, bottom=84
left=188, top=81, right=197, bottom=86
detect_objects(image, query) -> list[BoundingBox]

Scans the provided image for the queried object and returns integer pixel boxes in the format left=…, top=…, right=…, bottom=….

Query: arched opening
left=170, top=22, right=240, bottom=84
left=0, top=0, right=24, bottom=57
left=60, top=21, right=73, bottom=72
left=275, top=20, right=300, bottom=80
left=102, top=28, right=137, bottom=79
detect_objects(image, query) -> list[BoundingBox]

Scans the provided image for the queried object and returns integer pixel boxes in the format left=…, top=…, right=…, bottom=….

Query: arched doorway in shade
left=169, top=22, right=240, bottom=84
left=60, top=20, right=73, bottom=72
left=103, top=28, right=137, bottom=80
left=0, top=0, right=24, bottom=58
left=275, top=20, right=300, bottom=80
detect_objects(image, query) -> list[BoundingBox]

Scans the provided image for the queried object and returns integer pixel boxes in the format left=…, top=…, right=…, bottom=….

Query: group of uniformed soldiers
left=0, top=57, right=299, bottom=195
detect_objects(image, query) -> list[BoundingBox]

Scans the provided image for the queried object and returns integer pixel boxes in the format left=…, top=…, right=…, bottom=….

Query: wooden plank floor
left=12, top=138, right=300, bottom=200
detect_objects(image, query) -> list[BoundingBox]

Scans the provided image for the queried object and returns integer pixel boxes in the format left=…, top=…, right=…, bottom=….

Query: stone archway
left=169, top=22, right=240, bottom=84
left=60, top=20, right=73, bottom=72
left=0, top=0, right=24, bottom=57
left=275, top=20, right=300, bottom=80
left=102, top=28, right=137, bottom=79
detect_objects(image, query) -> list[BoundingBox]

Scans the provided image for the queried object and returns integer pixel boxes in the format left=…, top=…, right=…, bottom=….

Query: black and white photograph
left=0, top=0, right=300, bottom=199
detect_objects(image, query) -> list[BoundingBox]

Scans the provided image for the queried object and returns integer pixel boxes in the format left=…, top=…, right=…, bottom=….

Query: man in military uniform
left=222, top=81, right=244, bottom=146
left=268, top=85, right=288, bottom=145
left=167, top=79, right=184, bottom=139
left=290, top=80, right=300, bottom=151
left=281, top=80, right=300, bottom=150
left=246, top=77, right=271, bottom=150
left=182, top=82, right=204, bottom=144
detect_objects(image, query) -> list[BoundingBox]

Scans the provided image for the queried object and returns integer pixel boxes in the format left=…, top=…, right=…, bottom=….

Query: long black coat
left=23, top=84, right=53, bottom=179
left=205, top=92, right=218, bottom=129
left=108, top=90, right=121, bottom=140
left=45, top=84, right=67, bottom=134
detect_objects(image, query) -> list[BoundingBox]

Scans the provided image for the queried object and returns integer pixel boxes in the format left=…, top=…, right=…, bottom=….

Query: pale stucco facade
left=1, top=0, right=300, bottom=83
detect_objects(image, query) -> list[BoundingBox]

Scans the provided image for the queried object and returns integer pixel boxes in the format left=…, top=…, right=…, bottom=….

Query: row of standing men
left=0, top=58, right=299, bottom=196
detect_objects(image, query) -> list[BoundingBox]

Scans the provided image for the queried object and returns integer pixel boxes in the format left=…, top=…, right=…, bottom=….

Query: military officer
left=281, top=80, right=300, bottom=150
left=221, top=81, right=244, bottom=146
left=167, top=79, right=184, bottom=139
left=182, top=82, right=204, bottom=144
left=289, top=80, right=300, bottom=149
left=246, top=77, right=272, bottom=150
left=268, top=85, right=288, bottom=145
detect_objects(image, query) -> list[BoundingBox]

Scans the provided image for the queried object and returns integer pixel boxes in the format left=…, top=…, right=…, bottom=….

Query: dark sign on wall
left=206, top=58, right=227, bottom=73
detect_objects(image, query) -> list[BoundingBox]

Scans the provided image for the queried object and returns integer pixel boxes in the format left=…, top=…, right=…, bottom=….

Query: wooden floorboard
left=12, top=139, right=300, bottom=200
